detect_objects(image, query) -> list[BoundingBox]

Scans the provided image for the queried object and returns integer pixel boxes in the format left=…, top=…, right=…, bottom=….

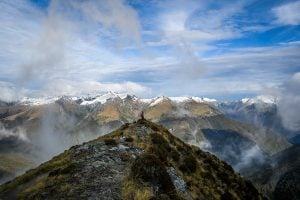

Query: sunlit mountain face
left=0, top=0, right=300, bottom=199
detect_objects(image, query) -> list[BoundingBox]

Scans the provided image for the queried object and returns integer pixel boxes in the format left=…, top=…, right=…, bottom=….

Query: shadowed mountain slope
left=249, top=145, right=300, bottom=200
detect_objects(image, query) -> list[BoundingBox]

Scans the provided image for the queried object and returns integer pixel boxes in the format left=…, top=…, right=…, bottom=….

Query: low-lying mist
left=30, top=107, right=115, bottom=163
left=0, top=124, right=29, bottom=142
left=0, top=103, right=117, bottom=184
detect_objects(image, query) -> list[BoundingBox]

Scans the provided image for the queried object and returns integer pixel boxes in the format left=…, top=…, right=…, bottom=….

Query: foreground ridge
left=0, top=119, right=265, bottom=200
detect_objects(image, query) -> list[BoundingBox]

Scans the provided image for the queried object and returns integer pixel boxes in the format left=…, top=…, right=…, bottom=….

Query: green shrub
left=151, top=125, right=159, bottom=132
left=120, top=152, right=131, bottom=162
left=130, top=153, right=179, bottom=199
left=124, top=136, right=134, bottom=142
left=170, top=150, right=180, bottom=162
left=221, top=191, right=235, bottom=200
left=179, top=155, right=197, bottom=174
left=48, top=163, right=76, bottom=177
left=104, top=138, right=117, bottom=145
left=150, top=133, right=171, bottom=162
left=176, top=145, right=189, bottom=155
left=151, top=133, right=168, bottom=146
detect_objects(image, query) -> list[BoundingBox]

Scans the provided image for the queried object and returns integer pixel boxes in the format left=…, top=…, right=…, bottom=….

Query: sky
left=0, top=0, right=300, bottom=101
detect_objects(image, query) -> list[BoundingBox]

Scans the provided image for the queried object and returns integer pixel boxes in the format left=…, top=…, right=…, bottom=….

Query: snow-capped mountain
left=18, top=92, right=128, bottom=106
left=15, top=92, right=218, bottom=107
left=11, top=93, right=299, bottom=143
left=8, top=92, right=299, bottom=144
left=241, top=95, right=277, bottom=105
left=218, top=95, right=300, bottom=143
left=140, top=96, right=217, bottom=107
left=12, top=92, right=279, bottom=110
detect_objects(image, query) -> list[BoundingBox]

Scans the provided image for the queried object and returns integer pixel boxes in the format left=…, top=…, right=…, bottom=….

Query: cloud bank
left=273, top=1, right=300, bottom=25
left=277, top=73, right=300, bottom=131
left=0, top=0, right=299, bottom=100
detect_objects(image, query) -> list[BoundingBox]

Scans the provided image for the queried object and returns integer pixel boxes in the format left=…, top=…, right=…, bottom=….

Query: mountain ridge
left=0, top=119, right=265, bottom=200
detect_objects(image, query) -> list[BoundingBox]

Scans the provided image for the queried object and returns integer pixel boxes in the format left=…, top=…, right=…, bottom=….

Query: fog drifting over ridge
left=276, top=73, right=300, bottom=131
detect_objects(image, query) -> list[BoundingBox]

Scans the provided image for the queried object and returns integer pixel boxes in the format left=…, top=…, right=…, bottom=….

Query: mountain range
left=0, top=92, right=299, bottom=199
left=218, top=95, right=300, bottom=144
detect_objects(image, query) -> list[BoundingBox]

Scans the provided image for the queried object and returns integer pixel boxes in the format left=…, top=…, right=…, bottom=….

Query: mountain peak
left=14, top=93, right=220, bottom=107
left=0, top=119, right=264, bottom=200
left=241, top=95, right=277, bottom=105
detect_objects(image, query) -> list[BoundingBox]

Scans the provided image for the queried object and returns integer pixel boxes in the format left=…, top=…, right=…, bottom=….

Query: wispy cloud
left=0, top=0, right=148, bottom=100
left=157, top=1, right=245, bottom=45
left=273, top=1, right=300, bottom=26
left=0, top=0, right=299, bottom=100
left=45, top=80, right=149, bottom=97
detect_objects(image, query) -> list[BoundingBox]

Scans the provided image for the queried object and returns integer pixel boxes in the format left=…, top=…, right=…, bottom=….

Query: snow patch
left=149, top=96, right=170, bottom=107
left=241, top=98, right=249, bottom=104
left=142, top=96, right=217, bottom=106
left=76, top=92, right=128, bottom=105
left=18, top=92, right=129, bottom=106
left=139, top=98, right=152, bottom=104
left=20, top=96, right=59, bottom=105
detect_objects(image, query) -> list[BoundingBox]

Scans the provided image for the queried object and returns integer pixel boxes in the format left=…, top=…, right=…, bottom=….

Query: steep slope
left=0, top=120, right=265, bottom=200
left=249, top=145, right=300, bottom=200
left=0, top=153, right=33, bottom=185
left=0, top=98, right=96, bottom=184
left=159, top=114, right=291, bottom=176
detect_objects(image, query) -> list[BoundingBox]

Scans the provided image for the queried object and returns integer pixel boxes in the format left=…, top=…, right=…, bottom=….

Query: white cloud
left=277, top=72, right=300, bottom=131
left=150, top=43, right=300, bottom=97
left=234, top=145, right=265, bottom=171
left=0, top=124, right=29, bottom=142
left=148, top=1, right=248, bottom=89
left=0, top=0, right=151, bottom=100
left=273, top=1, right=300, bottom=25
left=0, top=81, right=30, bottom=102
left=0, top=86, right=17, bottom=102
left=0, top=80, right=149, bottom=102
left=159, top=1, right=245, bottom=46
left=69, top=0, right=141, bottom=44
left=45, top=80, right=149, bottom=96
left=0, top=0, right=299, bottom=100
left=162, top=10, right=188, bottom=32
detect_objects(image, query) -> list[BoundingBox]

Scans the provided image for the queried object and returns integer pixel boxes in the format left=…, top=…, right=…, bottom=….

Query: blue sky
left=0, top=0, right=299, bottom=101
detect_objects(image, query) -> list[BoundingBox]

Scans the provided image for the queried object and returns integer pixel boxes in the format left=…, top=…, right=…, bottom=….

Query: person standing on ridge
left=140, top=111, right=145, bottom=120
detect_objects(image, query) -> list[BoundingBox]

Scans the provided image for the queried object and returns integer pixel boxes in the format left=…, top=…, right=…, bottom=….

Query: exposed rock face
left=0, top=120, right=265, bottom=200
